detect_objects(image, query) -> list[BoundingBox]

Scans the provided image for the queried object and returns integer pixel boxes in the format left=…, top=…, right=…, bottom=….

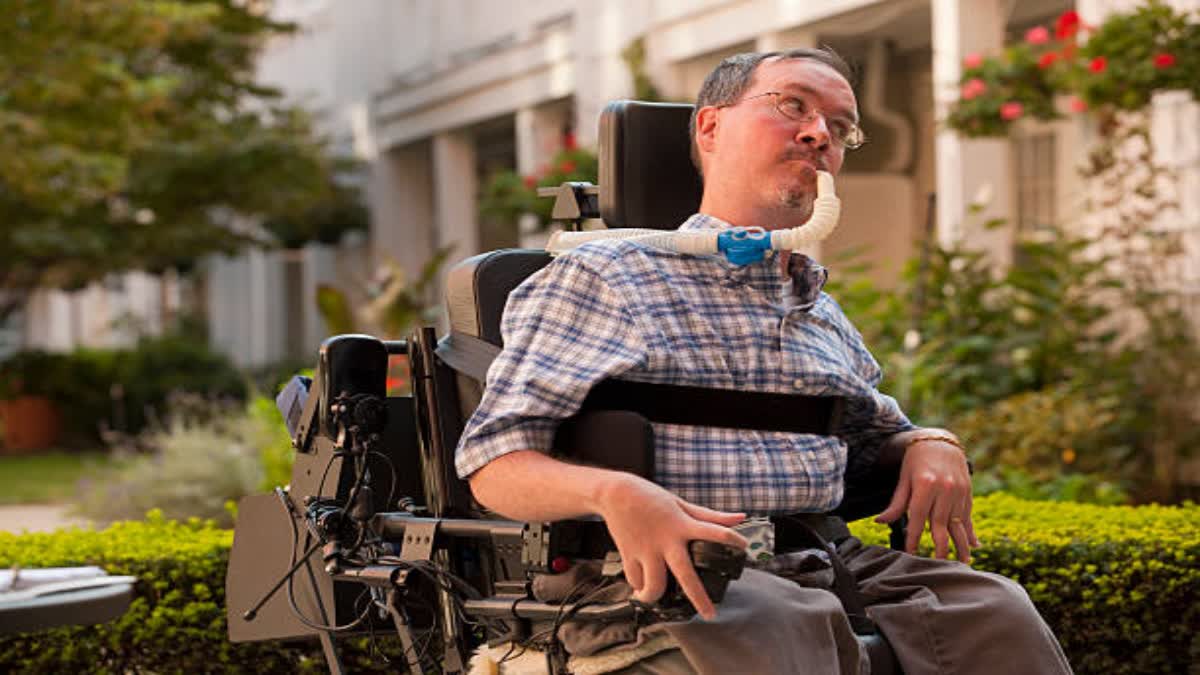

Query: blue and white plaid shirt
left=455, top=214, right=914, bottom=514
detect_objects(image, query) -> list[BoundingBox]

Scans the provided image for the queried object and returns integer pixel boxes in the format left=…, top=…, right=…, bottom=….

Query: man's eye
left=830, top=120, right=852, bottom=138
left=779, top=96, right=808, bottom=117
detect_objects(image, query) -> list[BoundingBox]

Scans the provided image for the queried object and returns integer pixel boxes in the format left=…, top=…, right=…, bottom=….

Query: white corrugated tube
left=545, top=171, right=841, bottom=265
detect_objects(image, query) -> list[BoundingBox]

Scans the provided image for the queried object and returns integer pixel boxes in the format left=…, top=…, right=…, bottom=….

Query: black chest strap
left=436, top=331, right=845, bottom=436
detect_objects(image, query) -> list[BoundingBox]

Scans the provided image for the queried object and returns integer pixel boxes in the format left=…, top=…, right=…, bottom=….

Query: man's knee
left=974, top=570, right=1043, bottom=620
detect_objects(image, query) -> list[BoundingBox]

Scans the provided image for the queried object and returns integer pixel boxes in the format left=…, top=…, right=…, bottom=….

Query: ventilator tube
left=545, top=171, right=840, bottom=266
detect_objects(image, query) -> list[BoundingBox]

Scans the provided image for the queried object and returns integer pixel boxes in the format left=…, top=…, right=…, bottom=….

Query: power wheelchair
left=226, top=101, right=911, bottom=674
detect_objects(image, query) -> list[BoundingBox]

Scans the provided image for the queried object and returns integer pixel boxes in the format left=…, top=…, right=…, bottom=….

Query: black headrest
left=599, top=101, right=703, bottom=230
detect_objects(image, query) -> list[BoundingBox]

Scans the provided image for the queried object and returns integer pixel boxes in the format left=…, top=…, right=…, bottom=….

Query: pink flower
left=522, top=175, right=538, bottom=189
left=1089, top=56, right=1107, bottom=73
left=1153, top=53, right=1177, bottom=69
left=559, top=160, right=577, bottom=174
left=1000, top=102, right=1024, bottom=121
left=563, top=132, right=578, bottom=150
left=960, top=78, right=987, bottom=100
left=1038, top=52, right=1058, bottom=69
left=1069, top=97, right=1088, bottom=113
left=963, top=53, right=984, bottom=69
left=1025, top=26, right=1050, bottom=45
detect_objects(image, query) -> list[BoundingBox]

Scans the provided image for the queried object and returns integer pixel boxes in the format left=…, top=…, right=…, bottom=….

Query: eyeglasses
left=719, top=91, right=866, bottom=150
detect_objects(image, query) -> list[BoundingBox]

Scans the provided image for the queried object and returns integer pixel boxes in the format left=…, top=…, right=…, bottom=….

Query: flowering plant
left=947, top=1, right=1200, bottom=137
left=478, top=136, right=599, bottom=231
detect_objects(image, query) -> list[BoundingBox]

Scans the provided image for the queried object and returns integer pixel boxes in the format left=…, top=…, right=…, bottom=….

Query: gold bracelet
left=903, top=433, right=967, bottom=453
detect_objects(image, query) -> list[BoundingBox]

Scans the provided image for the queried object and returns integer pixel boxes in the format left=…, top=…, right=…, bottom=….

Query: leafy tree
left=0, top=0, right=346, bottom=318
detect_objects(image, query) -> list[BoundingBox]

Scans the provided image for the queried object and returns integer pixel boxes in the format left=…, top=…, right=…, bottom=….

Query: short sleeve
left=454, top=254, right=649, bottom=479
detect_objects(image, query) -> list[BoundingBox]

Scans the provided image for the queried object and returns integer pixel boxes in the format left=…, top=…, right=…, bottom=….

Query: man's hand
left=875, top=439, right=979, bottom=563
left=596, top=475, right=747, bottom=620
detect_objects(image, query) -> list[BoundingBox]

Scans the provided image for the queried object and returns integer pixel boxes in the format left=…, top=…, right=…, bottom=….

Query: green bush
left=74, top=394, right=295, bottom=527
left=831, top=224, right=1199, bottom=502
left=851, top=494, right=1199, bottom=674
left=0, top=496, right=1194, bottom=673
left=0, top=333, right=247, bottom=445
left=0, top=512, right=399, bottom=674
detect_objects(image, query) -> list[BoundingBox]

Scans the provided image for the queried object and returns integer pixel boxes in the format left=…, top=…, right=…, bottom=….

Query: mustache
left=780, top=152, right=829, bottom=171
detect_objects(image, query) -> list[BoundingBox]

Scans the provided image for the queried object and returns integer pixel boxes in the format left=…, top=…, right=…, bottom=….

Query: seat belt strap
left=436, top=331, right=845, bottom=436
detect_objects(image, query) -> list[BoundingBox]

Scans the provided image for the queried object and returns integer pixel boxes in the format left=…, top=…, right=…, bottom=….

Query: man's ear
left=695, top=106, right=719, bottom=155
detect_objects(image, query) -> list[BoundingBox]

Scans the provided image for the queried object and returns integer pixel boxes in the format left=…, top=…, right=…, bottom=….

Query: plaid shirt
left=455, top=214, right=914, bottom=514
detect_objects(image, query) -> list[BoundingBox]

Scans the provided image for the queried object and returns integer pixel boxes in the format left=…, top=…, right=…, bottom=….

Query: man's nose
left=796, top=114, right=831, bottom=150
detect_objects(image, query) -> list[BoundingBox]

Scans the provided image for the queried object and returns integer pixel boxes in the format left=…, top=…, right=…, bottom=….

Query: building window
left=1013, top=131, right=1057, bottom=238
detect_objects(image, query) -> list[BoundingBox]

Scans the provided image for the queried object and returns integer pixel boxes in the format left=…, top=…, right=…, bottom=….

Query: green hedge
left=1, top=496, right=1196, bottom=674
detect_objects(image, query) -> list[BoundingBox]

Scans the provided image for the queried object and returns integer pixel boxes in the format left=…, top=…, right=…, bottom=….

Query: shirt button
left=793, top=378, right=806, bottom=389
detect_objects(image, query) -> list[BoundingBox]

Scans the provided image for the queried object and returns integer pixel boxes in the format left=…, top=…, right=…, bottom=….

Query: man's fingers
left=665, top=547, right=716, bottom=620
left=949, top=518, right=972, bottom=563
left=875, top=478, right=911, bottom=524
left=929, top=493, right=953, bottom=560
left=963, top=498, right=981, bottom=547
left=678, top=500, right=746, bottom=526
left=623, top=556, right=645, bottom=592
left=692, top=522, right=748, bottom=551
left=905, top=476, right=935, bottom=553
left=634, top=558, right=668, bottom=605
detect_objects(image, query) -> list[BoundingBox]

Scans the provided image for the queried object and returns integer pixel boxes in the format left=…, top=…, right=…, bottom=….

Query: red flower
left=1038, top=52, right=1058, bottom=69
left=1069, top=97, right=1088, bottom=113
left=1089, top=56, right=1107, bottom=73
left=960, top=78, right=987, bottom=100
left=1055, top=10, right=1081, bottom=39
left=1025, top=26, right=1050, bottom=45
left=559, top=160, right=577, bottom=174
left=1000, top=101, right=1024, bottom=121
left=522, top=175, right=538, bottom=189
left=963, top=53, right=984, bottom=69
left=563, top=132, right=577, bottom=150
left=1153, top=53, right=1177, bottom=69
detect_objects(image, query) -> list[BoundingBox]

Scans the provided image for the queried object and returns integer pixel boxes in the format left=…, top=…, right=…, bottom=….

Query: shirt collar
left=678, top=213, right=828, bottom=310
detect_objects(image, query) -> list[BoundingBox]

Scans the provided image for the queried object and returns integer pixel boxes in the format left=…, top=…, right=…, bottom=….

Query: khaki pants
left=614, top=538, right=1073, bottom=675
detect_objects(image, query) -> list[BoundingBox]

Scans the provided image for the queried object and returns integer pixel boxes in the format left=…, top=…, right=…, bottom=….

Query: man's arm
left=469, top=449, right=747, bottom=620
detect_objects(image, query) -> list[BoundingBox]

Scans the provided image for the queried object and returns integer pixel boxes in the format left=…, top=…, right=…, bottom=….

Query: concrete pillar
left=571, top=0, right=653, bottom=147
left=432, top=131, right=480, bottom=258
left=931, top=0, right=1013, bottom=261
left=369, top=142, right=436, bottom=278
left=515, top=106, right=568, bottom=177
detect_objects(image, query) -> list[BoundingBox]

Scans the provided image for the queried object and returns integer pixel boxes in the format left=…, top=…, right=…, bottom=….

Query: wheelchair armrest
left=552, top=410, right=654, bottom=478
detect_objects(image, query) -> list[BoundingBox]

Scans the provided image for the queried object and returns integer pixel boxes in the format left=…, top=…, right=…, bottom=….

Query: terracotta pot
left=0, top=395, right=62, bottom=452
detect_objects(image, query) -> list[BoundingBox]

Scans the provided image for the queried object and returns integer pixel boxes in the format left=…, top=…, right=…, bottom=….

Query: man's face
left=697, top=58, right=858, bottom=223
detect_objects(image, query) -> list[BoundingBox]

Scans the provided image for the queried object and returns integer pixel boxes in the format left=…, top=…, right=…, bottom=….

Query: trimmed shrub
left=0, top=512, right=398, bottom=674
left=0, top=495, right=1195, bottom=674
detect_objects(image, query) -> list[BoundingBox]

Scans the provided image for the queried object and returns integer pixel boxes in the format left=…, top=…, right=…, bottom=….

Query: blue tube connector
left=717, top=228, right=773, bottom=266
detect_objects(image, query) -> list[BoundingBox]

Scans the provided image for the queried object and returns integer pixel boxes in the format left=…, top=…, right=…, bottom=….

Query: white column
left=369, top=142, right=436, bottom=277
left=931, top=0, right=1013, bottom=262
left=432, top=131, right=480, bottom=258
left=571, top=0, right=653, bottom=147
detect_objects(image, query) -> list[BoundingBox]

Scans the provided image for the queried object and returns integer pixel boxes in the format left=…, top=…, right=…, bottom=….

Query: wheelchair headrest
left=599, top=101, right=703, bottom=230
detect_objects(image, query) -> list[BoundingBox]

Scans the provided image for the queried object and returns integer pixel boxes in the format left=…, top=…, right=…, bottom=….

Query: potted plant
left=0, top=351, right=71, bottom=452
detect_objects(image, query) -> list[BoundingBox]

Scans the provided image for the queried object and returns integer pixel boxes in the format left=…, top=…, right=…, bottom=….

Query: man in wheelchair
left=455, top=49, right=1072, bottom=674
left=227, top=47, right=1073, bottom=675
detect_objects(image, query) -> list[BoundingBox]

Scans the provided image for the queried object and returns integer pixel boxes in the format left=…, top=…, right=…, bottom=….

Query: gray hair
left=688, top=47, right=855, bottom=174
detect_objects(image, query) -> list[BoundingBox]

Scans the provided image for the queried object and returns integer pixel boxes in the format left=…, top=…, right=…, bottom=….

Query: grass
left=0, top=450, right=119, bottom=505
